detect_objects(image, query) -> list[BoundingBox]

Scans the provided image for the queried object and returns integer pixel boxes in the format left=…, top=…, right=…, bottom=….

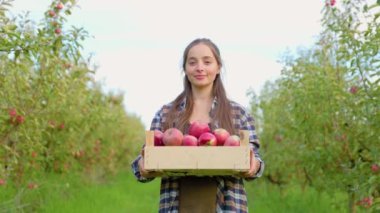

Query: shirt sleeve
left=239, top=106, right=265, bottom=181
left=130, top=106, right=164, bottom=183
left=131, top=154, right=155, bottom=182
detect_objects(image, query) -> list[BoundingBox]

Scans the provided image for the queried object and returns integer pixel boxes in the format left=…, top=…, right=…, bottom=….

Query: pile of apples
left=153, top=121, right=240, bottom=146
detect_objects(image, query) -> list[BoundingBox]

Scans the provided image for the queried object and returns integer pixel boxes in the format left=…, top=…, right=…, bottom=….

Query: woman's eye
left=188, top=61, right=196, bottom=66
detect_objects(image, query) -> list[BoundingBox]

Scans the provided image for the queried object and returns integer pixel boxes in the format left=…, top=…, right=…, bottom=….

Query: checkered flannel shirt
left=131, top=98, right=264, bottom=213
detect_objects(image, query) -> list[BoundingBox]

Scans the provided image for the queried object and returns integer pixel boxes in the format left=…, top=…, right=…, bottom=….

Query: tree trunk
left=348, top=190, right=356, bottom=213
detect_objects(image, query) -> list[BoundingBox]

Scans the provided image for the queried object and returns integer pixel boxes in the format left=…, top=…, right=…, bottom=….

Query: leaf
left=363, top=4, right=368, bottom=12
left=368, top=176, right=378, bottom=185
left=375, top=13, right=380, bottom=22
left=378, top=0, right=380, bottom=5
left=14, top=49, right=20, bottom=59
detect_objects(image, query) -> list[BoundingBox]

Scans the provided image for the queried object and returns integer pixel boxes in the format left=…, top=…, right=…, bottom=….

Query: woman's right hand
left=138, top=157, right=151, bottom=178
left=138, top=148, right=163, bottom=178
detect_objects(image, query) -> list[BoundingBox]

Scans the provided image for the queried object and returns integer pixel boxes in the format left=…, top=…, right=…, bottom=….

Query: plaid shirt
left=131, top=98, right=264, bottom=212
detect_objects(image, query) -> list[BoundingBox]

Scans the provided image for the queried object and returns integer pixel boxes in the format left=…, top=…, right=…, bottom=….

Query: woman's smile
left=194, top=75, right=206, bottom=80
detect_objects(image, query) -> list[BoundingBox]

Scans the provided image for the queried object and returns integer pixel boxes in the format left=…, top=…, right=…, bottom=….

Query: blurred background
left=1, top=0, right=379, bottom=212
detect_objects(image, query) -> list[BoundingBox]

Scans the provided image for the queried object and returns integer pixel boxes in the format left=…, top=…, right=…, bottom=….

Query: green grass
left=246, top=180, right=346, bottom=213
left=3, top=171, right=370, bottom=212
left=40, top=171, right=161, bottom=213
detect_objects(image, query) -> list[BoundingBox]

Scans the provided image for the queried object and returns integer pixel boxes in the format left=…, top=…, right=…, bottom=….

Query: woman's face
left=185, top=43, right=220, bottom=89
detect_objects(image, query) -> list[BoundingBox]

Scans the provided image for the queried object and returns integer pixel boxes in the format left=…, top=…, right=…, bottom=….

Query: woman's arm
left=240, top=144, right=264, bottom=180
left=130, top=106, right=165, bottom=182
left=131, top=146, right=156, bottom=182
left=237, top=104, right=265, bottom=180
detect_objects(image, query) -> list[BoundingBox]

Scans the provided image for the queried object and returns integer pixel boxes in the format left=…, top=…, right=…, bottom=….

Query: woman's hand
left=239, top=149, right=260, bottom=178
left=138, top=148, right=163, bottom=178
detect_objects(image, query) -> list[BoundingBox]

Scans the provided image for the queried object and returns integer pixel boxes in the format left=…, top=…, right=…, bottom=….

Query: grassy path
left=39, top=171, right=160, bottom=212
left=32, top=171, right=352, bottom=213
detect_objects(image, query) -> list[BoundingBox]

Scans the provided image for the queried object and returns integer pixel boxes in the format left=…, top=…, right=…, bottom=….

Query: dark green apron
left=179, top=176, right=217, bottom=213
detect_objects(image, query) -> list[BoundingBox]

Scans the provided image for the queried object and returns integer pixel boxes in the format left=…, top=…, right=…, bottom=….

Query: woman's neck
left=189, top=86, right=214, bottom=123
left=191, top=85, right=213, bottom=102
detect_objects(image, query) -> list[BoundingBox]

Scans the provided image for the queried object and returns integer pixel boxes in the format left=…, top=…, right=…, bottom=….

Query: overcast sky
left=11, top=0, right=324, bottom=128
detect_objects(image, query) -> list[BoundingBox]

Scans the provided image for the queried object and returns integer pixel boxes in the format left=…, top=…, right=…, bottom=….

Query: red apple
left=55, top=28, right=62, bottom=34
left=371, top=164, right=379, bottom=173
left=48, top=10, right=56, bottom=17
left=349, top=86, right=358, bottom=94
left=28, top=182, right=38, bottom=189
left=182, top=135, right=198, bottom=146
left=213, top=128, right=230, bottom=146
left=224, top=135, right=240, bottom=146
left=188, top=121, right=210, bottom=138
left=154, top=130, right=164, bottom=146
left=358, top=197, right=373, bottom=208
left=198, top=132, right=217, bottom=146
left=56, top=2, right=64, bottom=10
left=0, top=179, right=5, bottom=186
left=9, top=108, right=17, bottom=118
left=16, top=115, right=25, bottom=124
left=163, top=128, right=183, bottom=146
left=364, top=197, right=373, bottom=207
left=59, top=123, right=65, bottom=130
left=31, top=151, right=37, bottom=158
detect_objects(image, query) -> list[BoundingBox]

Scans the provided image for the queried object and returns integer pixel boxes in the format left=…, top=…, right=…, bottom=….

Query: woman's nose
left=196, top=63, right=205, bottom=71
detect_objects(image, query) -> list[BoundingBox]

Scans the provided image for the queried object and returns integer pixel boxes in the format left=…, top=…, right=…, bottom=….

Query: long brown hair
left=163, top=38, right=235, bottom=134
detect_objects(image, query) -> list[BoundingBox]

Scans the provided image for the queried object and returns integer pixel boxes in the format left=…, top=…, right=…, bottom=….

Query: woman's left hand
left=239, top=149, right=260, bottom=178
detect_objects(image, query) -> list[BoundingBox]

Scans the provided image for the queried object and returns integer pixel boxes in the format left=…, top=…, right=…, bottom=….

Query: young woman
left=131, top=38, right=264, bottom=212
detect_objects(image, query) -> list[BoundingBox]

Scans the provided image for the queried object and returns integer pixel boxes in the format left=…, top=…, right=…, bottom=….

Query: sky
left=11, top=0, right=324, bottom=128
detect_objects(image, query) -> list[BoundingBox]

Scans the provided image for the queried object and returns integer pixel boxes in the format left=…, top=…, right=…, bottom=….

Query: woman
left=131, top=38, right=264, bottom=212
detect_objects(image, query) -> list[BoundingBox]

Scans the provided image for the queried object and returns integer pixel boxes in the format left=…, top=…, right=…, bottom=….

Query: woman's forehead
left=187, top=44, right=215, bottom=58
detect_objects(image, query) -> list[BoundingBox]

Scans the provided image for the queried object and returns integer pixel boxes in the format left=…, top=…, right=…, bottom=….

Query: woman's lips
left=195, top=75, right=206, bottom=80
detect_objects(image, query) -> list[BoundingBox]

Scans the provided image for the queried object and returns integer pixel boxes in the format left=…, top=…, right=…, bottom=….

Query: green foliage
left=0, top=1, right=145, bottom=210
left=253, top=1, right=380, bottom=212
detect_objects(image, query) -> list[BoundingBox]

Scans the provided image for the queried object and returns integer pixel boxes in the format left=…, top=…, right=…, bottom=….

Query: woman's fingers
left=139, top=157, right=162, bottom=178
left=239, top=149, right=256, bottom=178
left=140, top=148, right=145, bottom=158
left=248, top=149, right=255, bottom=176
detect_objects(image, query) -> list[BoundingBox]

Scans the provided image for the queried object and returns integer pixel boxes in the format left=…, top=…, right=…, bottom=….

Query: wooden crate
left=144, top=130, right=250, bottom=176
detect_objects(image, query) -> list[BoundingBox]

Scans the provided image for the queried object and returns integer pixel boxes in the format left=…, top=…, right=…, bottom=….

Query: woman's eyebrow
left=187, top=56, right=214, bottom=61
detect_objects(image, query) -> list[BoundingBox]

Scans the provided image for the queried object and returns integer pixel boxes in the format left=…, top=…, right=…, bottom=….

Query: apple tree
left=252, top=0, right=380, bottom=212
left=0, top=0, right=144, bottom=188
